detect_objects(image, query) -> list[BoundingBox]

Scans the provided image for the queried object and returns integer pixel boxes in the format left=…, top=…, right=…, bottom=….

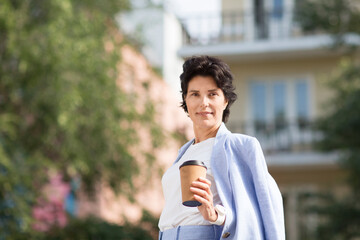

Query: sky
left=121, top=0, right=222, bottom=91
left=123, top=0, right=222, bottom=62
left=165, top=0, right=220, bottom=17
left=165, top=0, right=221, bottom=44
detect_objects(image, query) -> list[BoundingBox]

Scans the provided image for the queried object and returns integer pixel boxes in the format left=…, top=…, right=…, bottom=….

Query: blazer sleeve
left=247, top=137, right=285, bottom=240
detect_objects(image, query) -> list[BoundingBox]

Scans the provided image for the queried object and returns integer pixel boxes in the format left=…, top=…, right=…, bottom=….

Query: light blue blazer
left=173, top=123, right=285, bottom=240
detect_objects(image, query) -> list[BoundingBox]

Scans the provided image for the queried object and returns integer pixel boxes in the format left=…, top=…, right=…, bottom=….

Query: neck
left=193, top=122, right=222, bottom=144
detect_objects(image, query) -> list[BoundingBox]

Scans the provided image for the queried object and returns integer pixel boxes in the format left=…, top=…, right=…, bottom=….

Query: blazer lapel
left=173, top=139, right=194, bottom=164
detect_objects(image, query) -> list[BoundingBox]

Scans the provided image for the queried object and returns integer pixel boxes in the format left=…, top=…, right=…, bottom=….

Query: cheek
left=217, top=101, right=227, bottom=111
left=185, top=100, right=195, bottom=112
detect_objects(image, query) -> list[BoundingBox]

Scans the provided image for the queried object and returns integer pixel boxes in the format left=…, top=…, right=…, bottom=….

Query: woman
left=158, top=56, right=285, bottom=240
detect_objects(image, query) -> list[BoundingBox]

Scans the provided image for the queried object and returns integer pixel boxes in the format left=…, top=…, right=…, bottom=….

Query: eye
left=191, top=92, right=199, bottom=96
left=209, top=92, right=218, bottom=97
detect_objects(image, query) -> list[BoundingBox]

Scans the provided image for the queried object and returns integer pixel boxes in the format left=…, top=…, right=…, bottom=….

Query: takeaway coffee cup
left=179, top=160, right=207, bottom=207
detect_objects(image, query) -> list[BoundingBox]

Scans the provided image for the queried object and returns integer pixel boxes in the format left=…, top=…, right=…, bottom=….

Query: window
left=295, top=80, right=309, bottom=127
left=248, top=77, right=312, bottom=152
left=273, top=81, right=286, bottom=128
left=250, top=82, right=267, bottom=131
left=273, top=0, right=284, bottom=19
left=250, top=80, right=289, bottom=129
left=249, top=78, right=311, bottom=123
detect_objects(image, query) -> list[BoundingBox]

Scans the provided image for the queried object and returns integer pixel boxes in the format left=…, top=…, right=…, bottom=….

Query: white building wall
left=163, top=11, right=184, bottom=98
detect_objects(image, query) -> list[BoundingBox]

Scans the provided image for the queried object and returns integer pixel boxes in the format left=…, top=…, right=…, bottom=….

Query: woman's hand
left=190, top=177, right=218, bottom=222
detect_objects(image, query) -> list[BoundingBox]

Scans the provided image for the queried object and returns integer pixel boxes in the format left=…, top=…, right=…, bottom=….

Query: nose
left=200, top=96, right=209, bottom=107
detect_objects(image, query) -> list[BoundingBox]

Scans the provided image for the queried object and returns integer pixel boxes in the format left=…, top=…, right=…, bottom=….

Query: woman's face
left=185, top=75, right=228, bottom=130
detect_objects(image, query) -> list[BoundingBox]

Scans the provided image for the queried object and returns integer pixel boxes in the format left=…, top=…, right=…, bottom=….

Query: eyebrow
left=188, top=89, right=219, bottom=92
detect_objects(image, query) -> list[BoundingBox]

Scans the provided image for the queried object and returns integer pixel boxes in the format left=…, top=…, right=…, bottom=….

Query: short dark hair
left=180, top=55, right=237, bottom=123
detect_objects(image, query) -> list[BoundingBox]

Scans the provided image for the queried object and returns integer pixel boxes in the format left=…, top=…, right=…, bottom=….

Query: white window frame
left=245, top=75, right=315, bottom=152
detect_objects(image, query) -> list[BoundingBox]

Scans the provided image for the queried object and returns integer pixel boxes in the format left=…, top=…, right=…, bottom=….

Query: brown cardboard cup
left=179, top=160, right=207, bottom=207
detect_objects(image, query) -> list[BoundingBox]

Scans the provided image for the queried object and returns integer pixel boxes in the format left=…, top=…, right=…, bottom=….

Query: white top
left=158, top=137, right=222, bottom=231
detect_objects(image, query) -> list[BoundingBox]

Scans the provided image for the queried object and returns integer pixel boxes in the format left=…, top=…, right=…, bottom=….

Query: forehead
left=188, top=75, right=219, bottom=89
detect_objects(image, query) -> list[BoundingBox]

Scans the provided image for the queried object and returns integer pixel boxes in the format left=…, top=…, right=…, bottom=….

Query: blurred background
left=1, top=0, right=359, bottom=239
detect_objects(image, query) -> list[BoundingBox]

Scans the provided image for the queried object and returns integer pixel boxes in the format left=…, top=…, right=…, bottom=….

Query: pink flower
left=32, top=173, right=70, bottom=232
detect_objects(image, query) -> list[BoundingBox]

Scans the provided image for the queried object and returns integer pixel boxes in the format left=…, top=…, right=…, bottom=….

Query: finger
left=193, top=194, right=210, bottom=205
left=194, top=195, right=217, bottom=222
left=198, top=177, right=211, bottom=185
left=190, top=187, right=209, bottom=198
left=190, top=187, right=210, bottom=200
left=191, top=181, right=213, bottom=198
left=191, top=181, right=210, bottom=191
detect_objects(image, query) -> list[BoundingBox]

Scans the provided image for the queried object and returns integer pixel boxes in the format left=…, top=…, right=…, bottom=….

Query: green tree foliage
left=43, top=217, right=154, bottom=240
left=296, top=0, right=360, bottom=239
left=0, top=0, right=163, bottom=238
left=10, top=216, right=154, bottom=240
left=295, top=0, right=360, bottom=36
left=313, top=60, right=360, bottom=239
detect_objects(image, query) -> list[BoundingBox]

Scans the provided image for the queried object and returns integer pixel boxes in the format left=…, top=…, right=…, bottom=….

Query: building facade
left=73, top=45, right=193, bottom=232
left=176, top=0, right=357, bottom=239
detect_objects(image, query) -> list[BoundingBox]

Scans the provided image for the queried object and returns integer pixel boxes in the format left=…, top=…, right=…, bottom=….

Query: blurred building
left=73, top=44, right=193, bottom=232
left=118, top=3, right=184, bottom=96
left=30, top=41, right=193, bottom=238
left=176, top=0, right=358, bottom=239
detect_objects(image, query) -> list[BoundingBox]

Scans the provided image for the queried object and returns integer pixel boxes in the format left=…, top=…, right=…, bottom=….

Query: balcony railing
left=227, top=119, right=322, bottom=155
left=179, top=8, right=318, bottom=46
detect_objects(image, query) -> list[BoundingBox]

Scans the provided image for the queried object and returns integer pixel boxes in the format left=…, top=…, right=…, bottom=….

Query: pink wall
left=76, top=45, right=193, bottom=225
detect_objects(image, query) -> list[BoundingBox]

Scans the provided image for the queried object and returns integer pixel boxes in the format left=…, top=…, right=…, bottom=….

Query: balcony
left=177, top=9, right=358, bottom=60
left=228, top=119, right=321, bottom=153
left=227, top=118, right=342, bottom=169
left=227, top=119, right=339, bottom=167
left=180, top=8, right=305, bottom=45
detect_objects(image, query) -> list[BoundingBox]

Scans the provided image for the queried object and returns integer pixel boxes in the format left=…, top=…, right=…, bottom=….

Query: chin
left=193, top=119, right=219, bottom=129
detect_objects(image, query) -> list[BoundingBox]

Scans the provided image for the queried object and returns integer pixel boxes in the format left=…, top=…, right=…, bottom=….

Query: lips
left=197, top=111, right=213, bottom=116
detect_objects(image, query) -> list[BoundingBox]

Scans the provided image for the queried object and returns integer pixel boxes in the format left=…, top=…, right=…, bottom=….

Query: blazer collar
left=216, top=122, right=231, bottom=138
left=174, top=122, right=230, bottom=164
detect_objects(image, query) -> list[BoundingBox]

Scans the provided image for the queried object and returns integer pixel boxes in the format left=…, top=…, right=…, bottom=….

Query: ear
left=224, top=99, right=229, bottom=110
